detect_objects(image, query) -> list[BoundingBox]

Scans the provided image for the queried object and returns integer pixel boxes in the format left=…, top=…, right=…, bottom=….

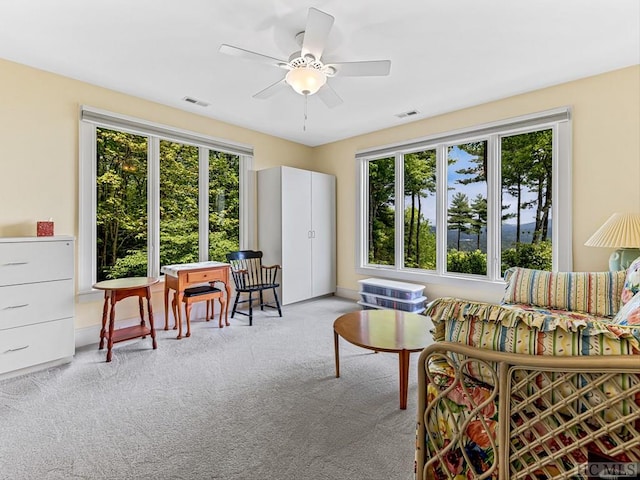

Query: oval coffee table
left=333, top=309, right=432, bottom=409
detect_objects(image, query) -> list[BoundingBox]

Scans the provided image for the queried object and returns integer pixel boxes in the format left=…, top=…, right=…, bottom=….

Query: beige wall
left=0, top=58, right=314, bottom=331
left=1, top=58, right=638, bottom=331
left=312, top=65, right=640, bottom=303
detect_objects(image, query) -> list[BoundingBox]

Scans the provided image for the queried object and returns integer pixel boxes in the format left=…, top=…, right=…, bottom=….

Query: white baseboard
left=74, top=301, right=222, bottom=348
left=75, top=316, right=146, bottom=348
left=335, top=286, right=359, bottom=301
left=74, top=294, right=361, bottom=349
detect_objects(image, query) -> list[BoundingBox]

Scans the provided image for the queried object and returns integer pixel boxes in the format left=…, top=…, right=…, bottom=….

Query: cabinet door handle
left=312, top=230, right=316, bottom=238
left=3, top=304, right=29, bottom=310
left=2, top=261, right=29, bottom=266
left=308, top=231, right=312, bottom=238
left=4, top=345, right=29, bottom=354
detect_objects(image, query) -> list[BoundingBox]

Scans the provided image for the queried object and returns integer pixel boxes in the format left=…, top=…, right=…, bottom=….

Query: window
left=80, top=107, right=253, bottom=293
left=357, top=108, right=572, bottom=286
left=403, top=149, right=436, bottom=270
left=367, top=156, right=395, bottom=265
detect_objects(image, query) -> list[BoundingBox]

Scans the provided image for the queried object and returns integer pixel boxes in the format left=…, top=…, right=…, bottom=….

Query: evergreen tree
left=448, top=192, right=472, bottom=250
left=470, top=194, right=487, bottom=250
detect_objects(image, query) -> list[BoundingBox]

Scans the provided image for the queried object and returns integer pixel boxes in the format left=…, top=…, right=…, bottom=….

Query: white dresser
left=0, top=236, right=75, bottom=377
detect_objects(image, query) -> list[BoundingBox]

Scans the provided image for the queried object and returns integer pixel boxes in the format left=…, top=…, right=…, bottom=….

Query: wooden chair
left=226, top=250, right=282, bottom=326
left=171, top=284, right=228, bottom=338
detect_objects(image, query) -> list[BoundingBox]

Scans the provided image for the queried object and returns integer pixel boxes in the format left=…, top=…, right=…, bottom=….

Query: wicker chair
left=415, top=343, right=640, bottom=480
left=416, top=263, right=640, bottom=479
left=226, top=250, right=282, bottom=326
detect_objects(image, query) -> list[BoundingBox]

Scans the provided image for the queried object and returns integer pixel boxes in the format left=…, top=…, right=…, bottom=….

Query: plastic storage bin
left=358, top=292, right=427, bottom=312
left=357, top=278, right=427, bottom=313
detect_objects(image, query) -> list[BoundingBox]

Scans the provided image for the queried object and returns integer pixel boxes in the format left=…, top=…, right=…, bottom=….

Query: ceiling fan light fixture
left=285, top=67, right=326, bottom=96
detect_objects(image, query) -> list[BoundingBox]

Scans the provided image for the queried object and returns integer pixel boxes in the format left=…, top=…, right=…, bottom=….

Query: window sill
left=356, top=265, right=507, bottom=296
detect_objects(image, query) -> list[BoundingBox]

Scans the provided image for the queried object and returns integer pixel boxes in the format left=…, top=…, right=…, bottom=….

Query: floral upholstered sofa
left=415, top=258, right=640, bottom=480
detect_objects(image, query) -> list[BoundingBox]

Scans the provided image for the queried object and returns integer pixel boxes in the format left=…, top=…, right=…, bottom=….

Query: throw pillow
left=613, top=291, right=640, bottom=326
left=621, top=256, right=640, bottom=306
left=502, top=267, right=626, bottom=317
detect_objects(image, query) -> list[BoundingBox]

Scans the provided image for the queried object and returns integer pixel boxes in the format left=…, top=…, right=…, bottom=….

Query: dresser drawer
left=186, top=269, right=226, bottom=283
left=0, top=279, right=73, bottom=330
left=0, top=240, right=73, bottom=286
left=0, top=317, right=74, bottom=375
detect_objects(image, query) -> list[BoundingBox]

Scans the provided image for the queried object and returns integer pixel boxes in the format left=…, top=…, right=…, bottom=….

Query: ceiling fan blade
left=219, top=44, right=288, bottom=69
left=317, top=83, right=343, bottom=109
left=301, top=8, right=335, bottom=60
left=253, top=78, right=288, bottom=99
left=330, top=60, right=391, bottom=77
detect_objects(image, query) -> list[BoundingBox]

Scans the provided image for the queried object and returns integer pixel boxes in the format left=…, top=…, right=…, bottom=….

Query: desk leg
left=223, top=282, right=231, bottom=325
left=106, top=293, right=116, bottom=363
left=99, top=292, right=109, bottom=350
left=399, top=350, right=410, bottom=410
left=334, top=330, right=340, bottom=378
left=164, top=282, right=170, bottom=330
left=176, top=291, right=184, bottom=339
left=146, top=286, right=157, bottom=350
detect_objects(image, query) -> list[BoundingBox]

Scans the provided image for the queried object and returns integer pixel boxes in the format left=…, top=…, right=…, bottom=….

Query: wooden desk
left=333, top=309, right=432, bottom=409
left=93, top=277, right=159, bottom=362
left=161, top=261, right=231, bottom=339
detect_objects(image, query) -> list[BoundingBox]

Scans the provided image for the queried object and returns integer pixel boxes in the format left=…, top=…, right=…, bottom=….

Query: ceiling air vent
left=182, top=96, right=210, bottom=107
left=395, top=109, right=419, bottom=119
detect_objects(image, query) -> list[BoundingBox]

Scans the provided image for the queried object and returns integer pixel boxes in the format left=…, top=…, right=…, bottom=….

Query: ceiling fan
left=219, top=7, right=391, bottom=108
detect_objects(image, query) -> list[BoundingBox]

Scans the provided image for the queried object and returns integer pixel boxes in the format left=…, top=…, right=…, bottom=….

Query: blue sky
left=408, top=146, right=538, bottom=226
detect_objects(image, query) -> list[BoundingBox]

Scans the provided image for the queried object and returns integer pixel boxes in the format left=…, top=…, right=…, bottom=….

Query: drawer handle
left=2, top=261, right=29, bottom=266
left=4, top=345, right=29, bottom=354
left=4, top=304, right=29, bottom=310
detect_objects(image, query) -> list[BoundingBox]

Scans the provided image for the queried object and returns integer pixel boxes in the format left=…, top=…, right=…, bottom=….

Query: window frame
left=78, top=106, right=254, bottom=296
left=356, top=108, right=572, bottom=291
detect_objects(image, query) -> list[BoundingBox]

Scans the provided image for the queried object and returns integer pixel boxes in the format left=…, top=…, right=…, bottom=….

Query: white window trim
left=355, top=107, right=572, bottom=291
left=78, top=107, right=253, bottom=296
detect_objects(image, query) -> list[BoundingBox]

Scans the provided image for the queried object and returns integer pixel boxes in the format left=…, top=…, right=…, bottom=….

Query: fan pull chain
left=303, top=93, right=308, bottom=132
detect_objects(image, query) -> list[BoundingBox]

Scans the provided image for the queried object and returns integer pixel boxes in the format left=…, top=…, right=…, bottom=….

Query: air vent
left=395, top=109, right=419, bottom=119
left=182, top=96, right=210, bottom=107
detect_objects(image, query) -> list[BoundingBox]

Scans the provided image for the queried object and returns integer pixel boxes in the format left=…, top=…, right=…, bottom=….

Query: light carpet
left=0, top=297, right=421, bottom=480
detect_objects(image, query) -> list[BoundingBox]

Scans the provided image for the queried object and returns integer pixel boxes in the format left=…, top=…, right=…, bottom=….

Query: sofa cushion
left=427, top=297, right=640, bottom=356
left=613, top=291, right=640, bottom=326
left=621, top=256, right=640, bottom=306
left=502, top=267, right=626, bottom=317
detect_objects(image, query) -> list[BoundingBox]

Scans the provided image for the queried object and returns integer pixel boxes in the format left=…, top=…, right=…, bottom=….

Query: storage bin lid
left=358, top=277, right=425, bottom=293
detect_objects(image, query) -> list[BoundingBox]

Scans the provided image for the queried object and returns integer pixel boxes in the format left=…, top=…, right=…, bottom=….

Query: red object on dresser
left=36, top=221, right=54, bottom=236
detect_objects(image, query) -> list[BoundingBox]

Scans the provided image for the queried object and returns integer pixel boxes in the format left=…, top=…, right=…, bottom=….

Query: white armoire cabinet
left=257, top=166, right=336, bottom=305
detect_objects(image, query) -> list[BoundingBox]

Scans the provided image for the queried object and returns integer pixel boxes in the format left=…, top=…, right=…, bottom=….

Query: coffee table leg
left=399, top=350, right=410, bottom=410
left=334, top=330, right=340, bottom=378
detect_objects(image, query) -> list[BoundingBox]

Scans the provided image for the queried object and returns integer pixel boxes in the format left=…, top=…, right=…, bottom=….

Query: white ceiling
left=0, top=0, right=638, bottom=147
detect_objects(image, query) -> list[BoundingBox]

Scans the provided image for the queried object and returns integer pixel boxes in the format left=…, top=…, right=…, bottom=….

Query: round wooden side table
left=93, top=277, right=159, bottom=362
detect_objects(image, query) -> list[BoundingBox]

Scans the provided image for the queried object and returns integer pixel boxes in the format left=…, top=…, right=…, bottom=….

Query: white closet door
left=281, top=167, right=313, bottom=304
left=311, top=172, right=336, bottom=297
